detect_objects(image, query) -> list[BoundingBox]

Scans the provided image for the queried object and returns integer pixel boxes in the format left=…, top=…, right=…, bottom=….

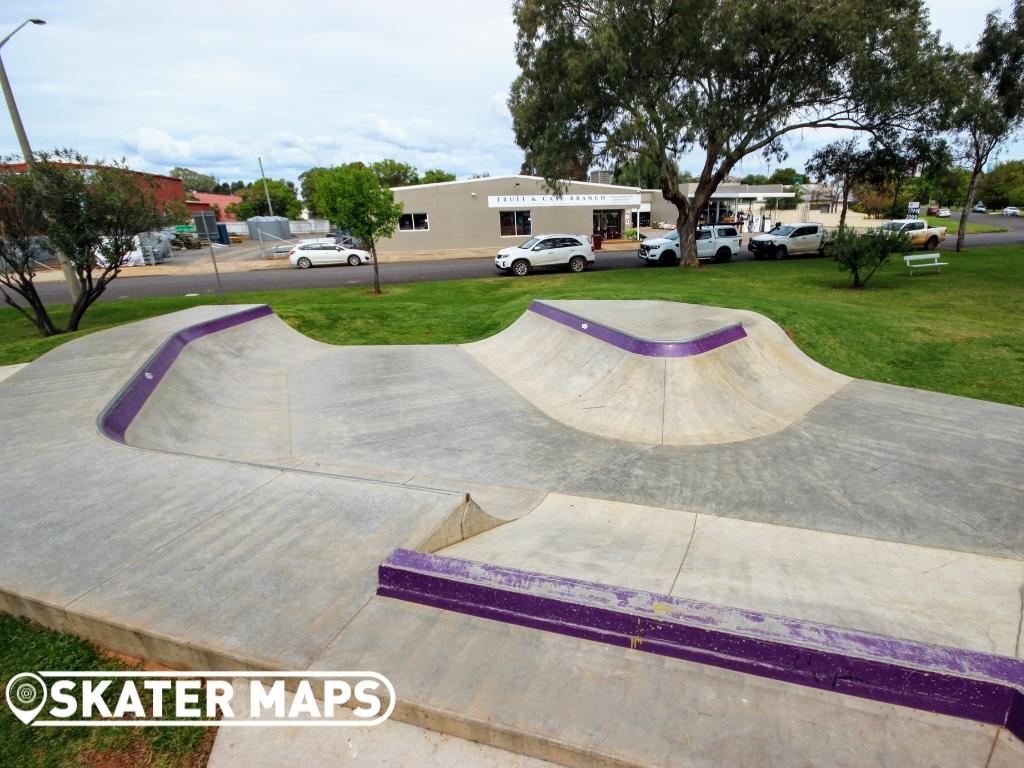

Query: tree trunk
left=370, top=242, right=382, bottom=295
left=678, top=215, right=699, bottom=267
left=958, top=163, right=983, bottom=253
left=839, top=179, right=851, bottom=231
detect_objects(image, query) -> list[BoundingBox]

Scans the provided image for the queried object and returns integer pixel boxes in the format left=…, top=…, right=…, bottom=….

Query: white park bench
left=903, top=252, right=948, bottom=275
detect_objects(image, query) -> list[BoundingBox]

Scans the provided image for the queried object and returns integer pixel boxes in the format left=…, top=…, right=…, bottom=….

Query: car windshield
left=772, top=225, right=796, bottom=236
left=519, top=237, right=539, bottom=249
left=664, top=230, right=679, bottom=241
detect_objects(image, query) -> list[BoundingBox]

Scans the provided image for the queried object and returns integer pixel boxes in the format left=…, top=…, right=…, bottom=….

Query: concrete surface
left=207, top=679, right=559, bottom=768
left=466, top=301, right=848, bottom=444
left=0, top=363, right=26, bottom=383
left=124, top=307, right=1024, bottom=559
left=314, top=596, right=1013, bottom=768
left=443, top=493, right=1024, bottom=655
left=2, top=299, right=1023, bottom=767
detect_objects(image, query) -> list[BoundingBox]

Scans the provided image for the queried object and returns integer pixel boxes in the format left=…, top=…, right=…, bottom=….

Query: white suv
left=496, top=234, right=595, bottom=276
left=638, top=225, right=741, bottom=265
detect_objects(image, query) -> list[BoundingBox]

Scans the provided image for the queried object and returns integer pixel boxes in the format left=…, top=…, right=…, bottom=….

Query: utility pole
left=258, top=156, right=274, bottom=216
left=0, top=18, right=81, bottom=302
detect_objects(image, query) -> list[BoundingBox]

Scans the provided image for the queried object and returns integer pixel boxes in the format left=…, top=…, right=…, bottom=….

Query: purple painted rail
left=99, top=305, right=274, bottom=442
left=528, top=300, right=746, bottom=357
left=378, top=548, right=1024, bottom=738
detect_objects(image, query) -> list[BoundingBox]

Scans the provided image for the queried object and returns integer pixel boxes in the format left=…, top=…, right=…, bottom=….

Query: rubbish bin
left=592, top=234, right=603, bottom=251
left=216, top=223, right=230, bottom=245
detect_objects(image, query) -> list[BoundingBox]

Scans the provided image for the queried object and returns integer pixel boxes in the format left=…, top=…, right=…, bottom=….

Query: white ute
left=638, top=225, right=741, bottom=265
left=748, top=222, right=825, bottom=260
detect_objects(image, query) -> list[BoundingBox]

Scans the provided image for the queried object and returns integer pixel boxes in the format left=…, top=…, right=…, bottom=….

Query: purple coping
left=528, top=300, right=747, bottom=357
left=98, top=305, right=274, bottom=442
left=378, top=548, right=1024, bottom=739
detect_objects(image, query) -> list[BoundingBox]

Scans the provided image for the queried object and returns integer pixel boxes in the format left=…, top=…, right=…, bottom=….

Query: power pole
left=258, top=156, right=274, bottom=216
left=0, top=18, right=81, bottom=303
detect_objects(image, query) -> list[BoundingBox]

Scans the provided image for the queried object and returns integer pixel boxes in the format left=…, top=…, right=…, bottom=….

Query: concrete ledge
left=378, top=548, right=1024, bottom=739
left=529, top=300, right=746, bottom=357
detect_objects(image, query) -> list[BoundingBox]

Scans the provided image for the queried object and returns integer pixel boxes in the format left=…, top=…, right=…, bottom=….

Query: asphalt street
left=32, top=213, right=1024, bottom=304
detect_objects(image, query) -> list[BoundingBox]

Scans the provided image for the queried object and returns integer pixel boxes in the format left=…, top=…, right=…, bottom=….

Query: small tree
left=369, top=159, right=419, bottom=188
left=824, top=228, right=911, bottom=289
left=420, top=169, right=457, bottom=184
left=169, top=167, right=219, bottom=193
left=312, top=165, right=402, bottom=295
left=806, top=139, right=872, bottom=230
left=226, top=179, right=302, bottom=219
left=0, top=150, right=173, bottom=336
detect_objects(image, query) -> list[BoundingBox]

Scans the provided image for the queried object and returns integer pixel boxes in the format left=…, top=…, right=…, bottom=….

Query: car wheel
left=297, top=257, right=312, bottom=269
left=568, top=255, right=587, bottom=273
left=715, top=247, right=731, bottom=263
left=347, top=254, right=361, bottom=266
left=774, top=246, right=787, bottom=260
left=511, top=259, right=530, bottom=277
left=659, top=251, right=677, bottom=266
left=925, top=236, right=938, bottom=251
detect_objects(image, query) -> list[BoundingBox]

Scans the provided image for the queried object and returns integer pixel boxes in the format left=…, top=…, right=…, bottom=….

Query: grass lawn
left=0, top=615, right=214, bottom=768
left=1, top=244, right=1022, bottom=406
left=923, top=215, right=1008, bottom=234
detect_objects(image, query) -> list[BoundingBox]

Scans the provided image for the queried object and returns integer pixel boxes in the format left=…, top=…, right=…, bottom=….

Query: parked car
left=289, top=240, right=371, bottom=268
left=879, top=219, right=947, bottom=250
left=973, top=203, right=987, bottom=213
left=495, top=234, right=594, bottom=276
left=748, top=222, right=825, bottom=260
left=926, top=205, right=940, bottom=216
left=638, top=225, right=740, bottom=265
left=936, top=208, right=951, bottom=218
left=1003, top=206, right=1020, bottom=216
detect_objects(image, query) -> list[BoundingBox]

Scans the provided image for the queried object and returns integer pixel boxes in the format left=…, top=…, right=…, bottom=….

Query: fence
left=223, top=219, right=332, bottom=237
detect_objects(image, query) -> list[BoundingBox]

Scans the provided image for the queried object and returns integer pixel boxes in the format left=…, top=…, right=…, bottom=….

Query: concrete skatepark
left=1, top=298, right=1022, bottom=766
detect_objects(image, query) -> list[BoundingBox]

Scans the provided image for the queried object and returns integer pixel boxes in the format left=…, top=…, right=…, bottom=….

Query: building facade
left=380, top=175, right=792, bottom=254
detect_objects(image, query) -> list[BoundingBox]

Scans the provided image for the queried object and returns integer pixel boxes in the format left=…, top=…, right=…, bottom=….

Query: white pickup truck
left=748, top=222, right=825, bottom=260
left=879, top=219, right=947, bottom=250
left=638, top=225, right=741, bottom=265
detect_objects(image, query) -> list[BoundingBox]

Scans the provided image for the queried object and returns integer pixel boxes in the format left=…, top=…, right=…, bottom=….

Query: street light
left=0, top=18, right=81, bottom=302
left=0, top=18, right=45, bottom=163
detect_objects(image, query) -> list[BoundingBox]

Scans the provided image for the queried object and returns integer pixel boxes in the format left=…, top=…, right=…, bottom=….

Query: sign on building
left=487, top=193, right=642, bottom=208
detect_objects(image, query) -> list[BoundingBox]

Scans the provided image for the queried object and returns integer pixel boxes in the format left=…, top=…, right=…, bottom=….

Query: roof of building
left=392, top=174, right=643, bottom=192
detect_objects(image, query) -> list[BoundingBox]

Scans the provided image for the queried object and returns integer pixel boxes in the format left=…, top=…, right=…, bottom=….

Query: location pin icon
left=5, top=673, right=47, bottom=725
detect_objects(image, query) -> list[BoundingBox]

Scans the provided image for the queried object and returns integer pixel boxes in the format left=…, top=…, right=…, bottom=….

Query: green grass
left=2, top=244, right=1023, bottom=405
left=0, top=615, right=214, bottom=768
left=923, top=215, right=1008, bottom=234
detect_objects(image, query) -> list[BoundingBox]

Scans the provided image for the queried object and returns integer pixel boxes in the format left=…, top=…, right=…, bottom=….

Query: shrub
left=823, top=228, right=911, bottom=288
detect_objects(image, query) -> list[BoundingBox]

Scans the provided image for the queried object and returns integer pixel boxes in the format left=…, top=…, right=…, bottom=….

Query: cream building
left=380, top=175, right=793, bottom=254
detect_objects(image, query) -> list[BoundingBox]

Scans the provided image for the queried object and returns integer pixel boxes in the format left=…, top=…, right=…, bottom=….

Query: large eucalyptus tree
left=510, top=0, right=947, bottom=265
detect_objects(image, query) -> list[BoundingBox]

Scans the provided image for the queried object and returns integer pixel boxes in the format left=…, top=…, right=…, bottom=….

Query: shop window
left=500, top=210, right=532, bottom=237
left=399, top=213, right=429, bottom=231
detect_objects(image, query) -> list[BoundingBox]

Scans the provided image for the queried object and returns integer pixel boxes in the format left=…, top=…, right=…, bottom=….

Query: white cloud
left=0, top=0, right=1019, bottom=184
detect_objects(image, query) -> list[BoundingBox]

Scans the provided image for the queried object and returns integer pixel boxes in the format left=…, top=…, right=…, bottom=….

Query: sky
left=0, top=0, right=1019, bottom=188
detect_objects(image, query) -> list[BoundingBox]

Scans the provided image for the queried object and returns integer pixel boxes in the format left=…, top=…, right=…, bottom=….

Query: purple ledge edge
left=528, top=300, right=747, bottom=357
left=378, top=547, right=1024, bottom=739
left=98, top=305, right=273, bottom=442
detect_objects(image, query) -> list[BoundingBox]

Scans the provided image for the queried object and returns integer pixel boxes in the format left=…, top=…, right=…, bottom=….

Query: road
left=32, top=213, right=1024, bottom=304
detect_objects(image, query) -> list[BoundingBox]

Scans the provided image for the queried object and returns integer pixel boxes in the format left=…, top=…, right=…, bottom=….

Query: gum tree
left=312, top=165, right=402, bottom=295
left=950, top=2, right=1024, bottom=251
left=0, top=151, right=174, bottom=336
left=509, top=0, right=945, bottom=266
